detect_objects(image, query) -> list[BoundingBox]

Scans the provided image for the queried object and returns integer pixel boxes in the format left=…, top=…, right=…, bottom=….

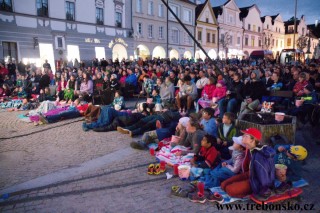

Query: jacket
left=225, top=149, right=245, bottom=174
left=243, top=80, right=267, bottom=101
left=125, top=74, right=137, bottom=86
left=250, top=145, right=276, bottom=195
left=201, top=84, right=216, bottom=99
left=293, top=80, right=308, bottom=96
left=195, top=146, right=220, bottom=169
left=212, top=86, right=227, bottom=100
left=217, top=123, right=238, bottom=146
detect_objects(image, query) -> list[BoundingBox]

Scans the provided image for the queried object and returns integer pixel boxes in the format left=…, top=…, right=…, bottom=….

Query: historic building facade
left=0, top=0, right=133, bottom=70
left=212, top=0, right=244, bottom=59
left=194, top=0, right=219, bottom=60
left=239, top=4, right=263, bottom=57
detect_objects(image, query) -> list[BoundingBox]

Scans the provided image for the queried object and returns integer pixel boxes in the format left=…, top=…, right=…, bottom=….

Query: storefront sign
left=85, top=38, right=101, bottom=43
left=108, top=38, right=128, bottom=48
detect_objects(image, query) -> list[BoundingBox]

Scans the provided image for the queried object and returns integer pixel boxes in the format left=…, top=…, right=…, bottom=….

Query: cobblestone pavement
left=0, top=109, right=319, bottom=212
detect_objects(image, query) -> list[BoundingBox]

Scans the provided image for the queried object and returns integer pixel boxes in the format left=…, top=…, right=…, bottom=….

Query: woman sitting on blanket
left=221, top=128, right=276, bottom=201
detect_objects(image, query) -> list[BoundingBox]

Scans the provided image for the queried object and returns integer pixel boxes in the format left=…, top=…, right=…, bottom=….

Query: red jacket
left=197, top=146, right=220, bottom=168
left=293, top=80, right=308, bottom=96
left=201, top=84, right=216, bottom=99
left=212, top=86, right=227, bottom=100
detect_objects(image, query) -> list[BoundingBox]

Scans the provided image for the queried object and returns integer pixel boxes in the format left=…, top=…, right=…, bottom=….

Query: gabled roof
left=223, top=0, right=232, bottom=6
left=261, top=14, right=280, bottom=25
left=308, top=24, right=320, bottom=38
left=239, top=5, right=254, bottom=20
left=195, top=0, right=207, bottom=20
left=212, top=6, right=223, bottom=18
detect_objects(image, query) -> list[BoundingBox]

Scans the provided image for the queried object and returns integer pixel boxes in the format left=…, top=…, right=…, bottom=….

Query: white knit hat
left=179, top=117, right=190, bottom=128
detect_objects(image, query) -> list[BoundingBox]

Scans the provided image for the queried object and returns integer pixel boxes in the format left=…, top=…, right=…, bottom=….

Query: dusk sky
left=208, top=0, right=320, bottom=25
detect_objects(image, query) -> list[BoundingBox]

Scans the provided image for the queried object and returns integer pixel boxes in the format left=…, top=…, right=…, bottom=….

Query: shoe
left=93, top=127, right=108, bottom=132
left=188, top=192, right=206, bottom=204
left=130, top=141, right=148, bottom=150
left=275, top=181, right=292, bottom=194
left=82, top=122, right=89, bottom=131
left=153, top=164, right=161, bottom=175
left=39, top=115, right=48, bottom=124
left=117, top=126, right=130, bottom=134
left=207, top=192, right=224, bottom=204
left=147, top=164, right=154, bottom=175
left=171, top=186, right=189, bottom=198
left=253, top=189, right=275, bottom=201
left=190, top=180, right=199, bottom=188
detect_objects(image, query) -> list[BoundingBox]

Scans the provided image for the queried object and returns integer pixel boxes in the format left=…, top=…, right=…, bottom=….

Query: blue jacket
left=125, top=74, right=137, bottom=86
left=250, top=145, right=276, bottom=195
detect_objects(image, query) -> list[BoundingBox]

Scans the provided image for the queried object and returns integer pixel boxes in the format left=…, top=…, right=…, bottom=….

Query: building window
left=302, top=27, right=305, bottom=35
left=287, top=38, right=291, bottom=46
left=198, top=31, right=202, bottom=41
left=159, top=26, right=163, bottom=39
left=288, top=26, right=294, bottom=33
left=37, top=0, right=48, bottom=17
left=55, top=36, right=65, bottom=49
left=2, top=41, right=18, bottom=62
left=171, top=29, right=179, bottom=43
left=136, top=0, right=142, bottom=13
left=276, top=39, right=278, bottom=47
left=237, top=37, right=240, bottom=45
left=258, top=27, right=261, bottom=32
left=251, top=37, right=254, bottom=47
left=184, top=33, right=191, bottom=45
left=96, top=8, right=103, bottom=25
left=206, top=18, right=209, bottom=23
left=259, top=39, right=261, bottom=47
left=229, top=36, right=233, bottom=45
left=206, top=33, right=210, bottom=43
left=245, top=37, right=248, bottom=46
left=115, top=12, right=122, bottom=28
left=267, top=24, right=269, bottom=30
left=137, top=22, right=142, bottom=35
left=253, top=25, right=256, bottom=32
left=148, top=25, right=153, bottom=38
left=272, top=39, right=275, bottom=46
left=169, top=5, right=178, bottom=19
left=248, top=24, right=251, bottom=30
left=281, top=40, right=283, bottom=48
left=229, top=15, right=233, bottom=23
left=148, top=1, right=153, bottom=15
left=184, top=9, right=192, bottom=23
left=65, top=1, right=75, bottom=21
left=0, top=0, right=13, bottom=12
left=212, top=34, right=216, bottom=43
left=158, top=4, right=164, bottom=17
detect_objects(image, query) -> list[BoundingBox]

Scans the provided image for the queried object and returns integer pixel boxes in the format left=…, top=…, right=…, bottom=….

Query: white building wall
left=49, top=0, right=65, bottom=19
left=14, top=0, right=36, bottom=15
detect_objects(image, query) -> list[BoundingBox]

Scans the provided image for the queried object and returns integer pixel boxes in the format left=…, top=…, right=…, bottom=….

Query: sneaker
left=188, top=192, right=206, bottom=204
left=117, top=126, right=130, bottom=134
left=130, top=141, right=148, bottom=150
left=82, top=122, right=89, bottom=131
left=207, top=192, right=224, bottom=204
left=275, top=181, right=292, bottom=194
left=39, top=115, right=48, bottom=124
left=253, top=189, right=275, bottom=201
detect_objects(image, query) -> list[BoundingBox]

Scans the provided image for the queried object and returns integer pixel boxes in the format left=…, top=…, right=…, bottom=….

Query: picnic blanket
left=209, top=178, right=309, bottom=204
left=154, top=143, right=193, bottom=166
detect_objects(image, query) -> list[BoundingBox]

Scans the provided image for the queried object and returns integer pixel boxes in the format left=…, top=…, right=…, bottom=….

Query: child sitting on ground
left=200, top=107, right=217, bottom=138
left=191, top=134, right=220, bottom=169
left=111, top=90, right=125, bottom=110
left=217, top=112, right=239, bottom=159
left=274, top=144, right=307, bottom=194
left=199, top=136, right=245, bottom=188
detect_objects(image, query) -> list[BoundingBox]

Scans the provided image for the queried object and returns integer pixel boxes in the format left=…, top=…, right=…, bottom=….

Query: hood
left=252, top=145, right=275, bottom=158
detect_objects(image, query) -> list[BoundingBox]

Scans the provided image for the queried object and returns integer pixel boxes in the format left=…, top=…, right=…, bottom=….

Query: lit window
left=37, top=0, right=48, bottom=17
left=65, top=1, right=75, bottom=21
left=96, top=8, right=103, bottom=25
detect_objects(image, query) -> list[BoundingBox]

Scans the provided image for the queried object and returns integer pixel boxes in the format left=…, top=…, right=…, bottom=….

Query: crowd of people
left=0, top=55, right=318, bottom=202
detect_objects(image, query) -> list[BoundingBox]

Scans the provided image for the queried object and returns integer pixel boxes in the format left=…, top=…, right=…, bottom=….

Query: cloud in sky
left=209, top=0, right=320, bottom=24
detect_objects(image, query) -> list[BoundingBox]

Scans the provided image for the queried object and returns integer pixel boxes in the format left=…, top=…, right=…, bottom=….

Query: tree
left=219, top=32, right=231, bottom=59
left=296, top=35, right=308, bottom=51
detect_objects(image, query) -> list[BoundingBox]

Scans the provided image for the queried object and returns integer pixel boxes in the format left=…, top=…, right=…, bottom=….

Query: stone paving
left=0, top=109, right=319, bottom=212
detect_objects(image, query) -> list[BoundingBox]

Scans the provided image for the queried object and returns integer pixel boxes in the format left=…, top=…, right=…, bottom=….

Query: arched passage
left=136, top=44, right=150, bottom=60
left=183, top=51, right=192, bottom=59
left=195, top=50, right=206, bottom=60
left=169, top=49, right=179, bottom=60
left=152, top=46, right=166, bottom=59
left=208, top=49, right=217, bottom=60
left=112, top=44, right=128, bottom=62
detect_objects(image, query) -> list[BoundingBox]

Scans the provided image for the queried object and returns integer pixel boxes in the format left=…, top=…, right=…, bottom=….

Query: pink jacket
left=212, top=86, right=227, bottom=100
left=201, top=84, right=216, bottom=99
